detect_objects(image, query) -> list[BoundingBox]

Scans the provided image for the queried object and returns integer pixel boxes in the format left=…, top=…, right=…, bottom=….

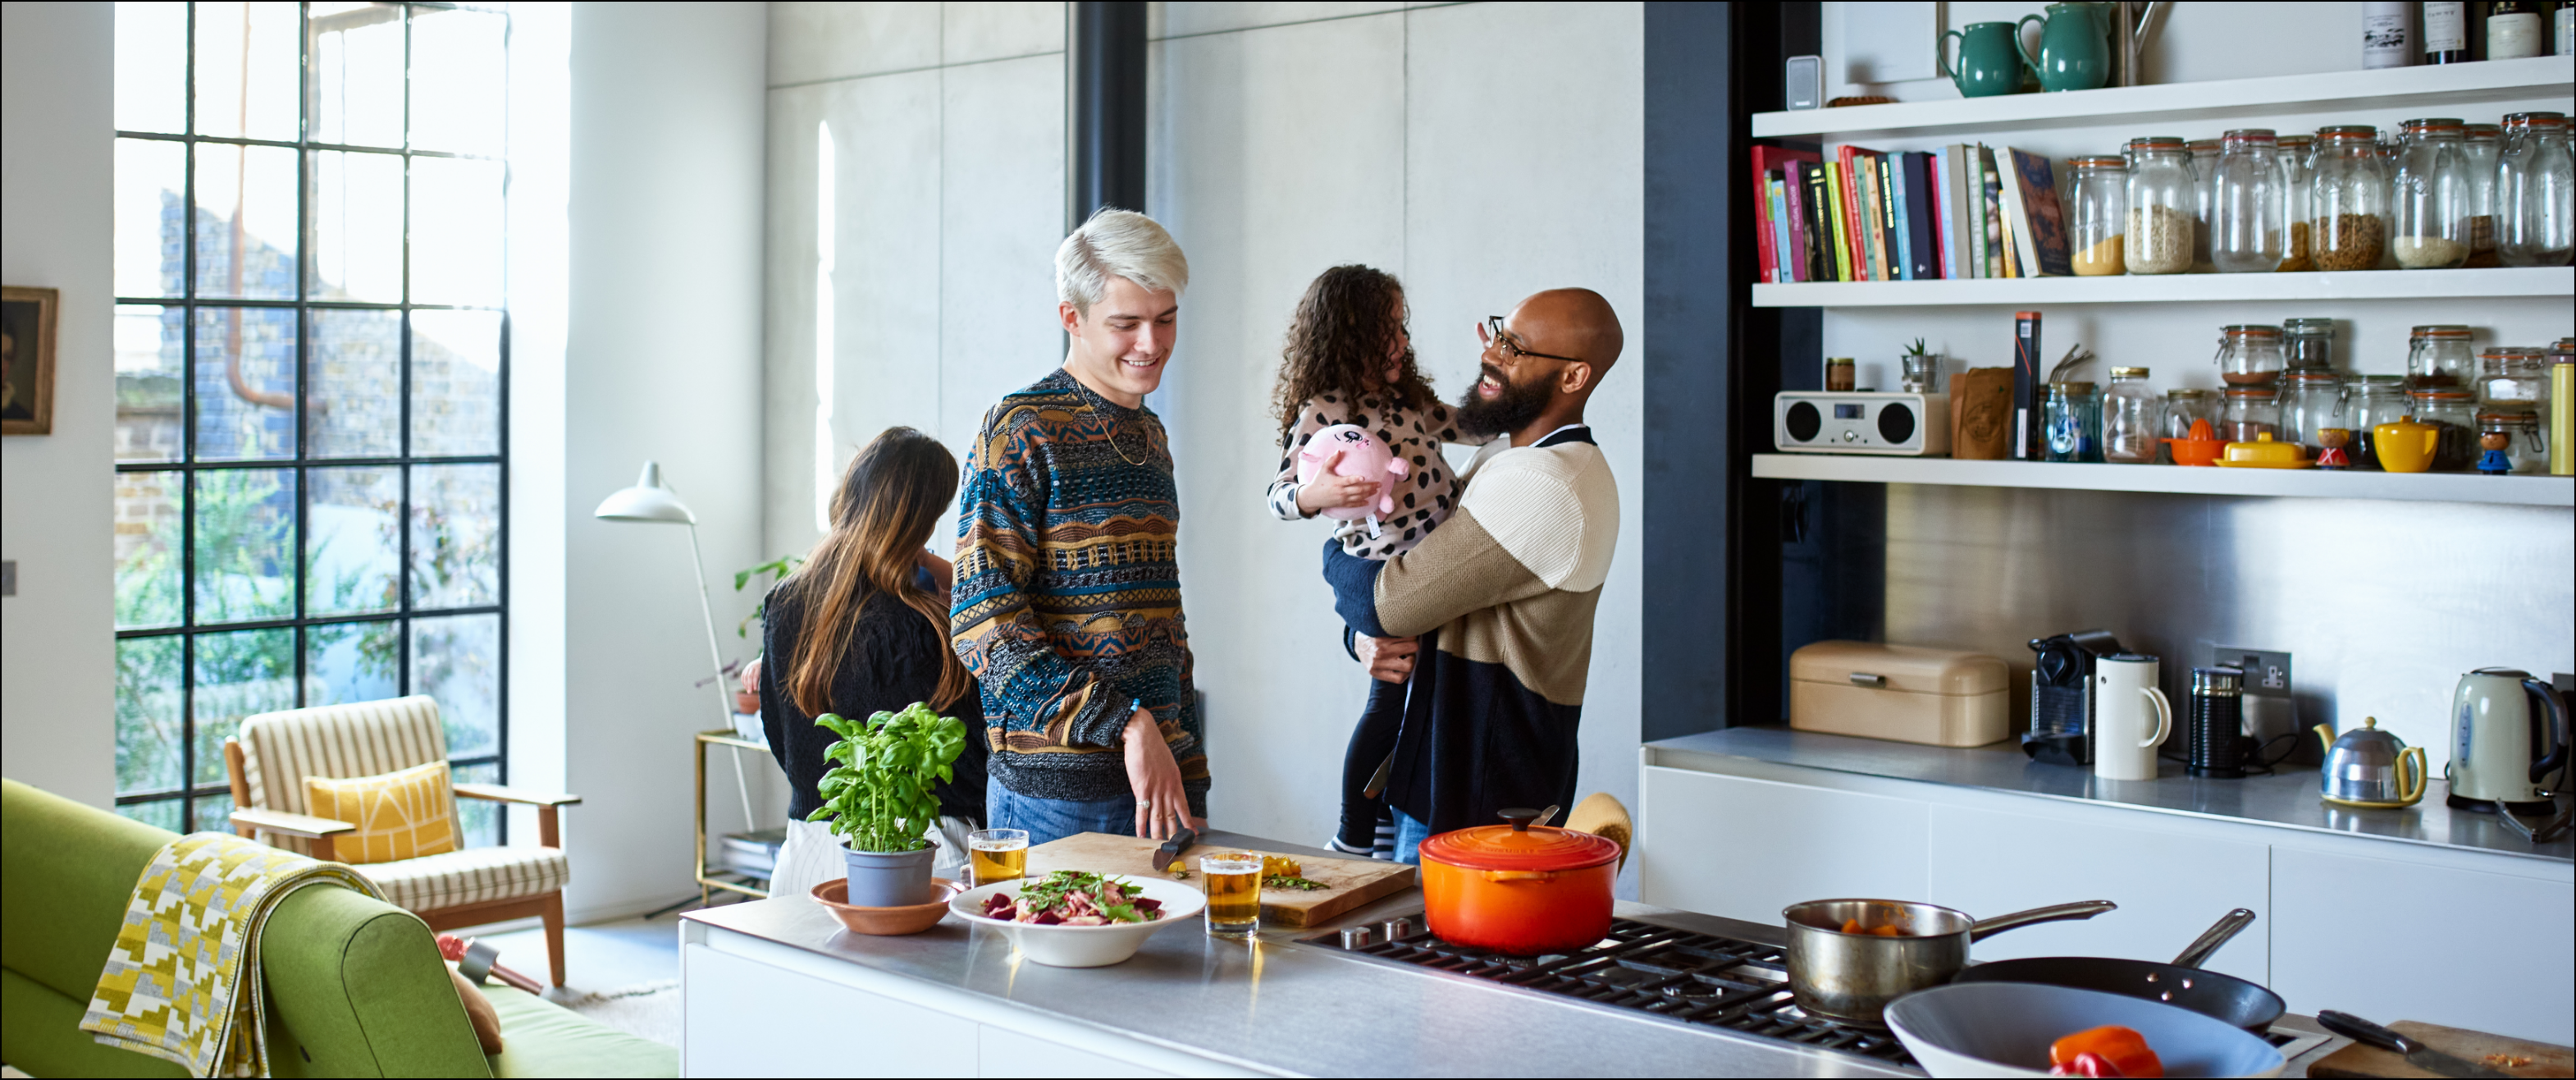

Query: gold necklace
left=1103, top=410, right=1148, bottom=465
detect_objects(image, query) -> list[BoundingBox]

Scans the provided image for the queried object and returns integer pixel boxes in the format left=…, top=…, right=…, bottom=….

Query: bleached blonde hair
left=1056, top=208, right=1190, bottom=316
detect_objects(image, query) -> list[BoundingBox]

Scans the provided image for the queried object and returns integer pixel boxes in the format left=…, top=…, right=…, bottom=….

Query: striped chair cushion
left=354, top=845, right=571, bottom=913
left=240, top=696, right=448, bottom=855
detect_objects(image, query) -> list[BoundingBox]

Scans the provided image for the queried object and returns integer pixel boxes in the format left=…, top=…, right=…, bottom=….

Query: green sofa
left=1, top=779, right=675, bottom=1078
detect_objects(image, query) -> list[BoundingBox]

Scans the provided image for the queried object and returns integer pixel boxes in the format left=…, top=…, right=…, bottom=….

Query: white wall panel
left=1154, top=2, right=1413, bottom=40
left=946, top=1, right=1066, bottom=66
left=939, top=53, right=1067, bottom=455
left=769, top=1, right=941, bottom=87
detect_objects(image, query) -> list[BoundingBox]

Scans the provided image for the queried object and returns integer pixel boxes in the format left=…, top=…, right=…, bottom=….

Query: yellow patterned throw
left=80, top=833, right=385, bottom=1077
left=304, top=760, right=459, bottom=863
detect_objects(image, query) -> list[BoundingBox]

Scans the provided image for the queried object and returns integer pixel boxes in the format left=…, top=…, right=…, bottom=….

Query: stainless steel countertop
left=683, top=829, right=1918, bottom=1078
left=1646, top=726, right=2574, bottom=864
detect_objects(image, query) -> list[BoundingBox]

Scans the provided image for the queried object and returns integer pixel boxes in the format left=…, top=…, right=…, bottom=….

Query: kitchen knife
left=2317, top=1011, right=2513, bottom=1078
left=1152, top=827, right=1199, bottom=873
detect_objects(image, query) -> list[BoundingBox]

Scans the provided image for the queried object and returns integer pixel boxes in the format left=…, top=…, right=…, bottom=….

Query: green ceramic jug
left=2017, top=2, right=2112, bottom=93
left=1939, top=21, right=2035, bottom=98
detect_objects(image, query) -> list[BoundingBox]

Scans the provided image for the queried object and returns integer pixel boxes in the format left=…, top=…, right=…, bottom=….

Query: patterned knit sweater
left=950, top=368, right=1208, bottom=814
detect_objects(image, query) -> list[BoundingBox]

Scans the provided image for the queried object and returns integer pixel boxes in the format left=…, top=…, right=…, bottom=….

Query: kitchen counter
left=1646, top=726, right=2573, bottom=863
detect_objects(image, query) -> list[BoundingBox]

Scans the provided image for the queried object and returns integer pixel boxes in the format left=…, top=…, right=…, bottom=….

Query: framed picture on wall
left=2, top=286, right=58, bottom=436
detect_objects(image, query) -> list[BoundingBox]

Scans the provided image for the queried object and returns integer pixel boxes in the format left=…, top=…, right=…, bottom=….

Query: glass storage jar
left=2215, top=324, right=2285, bottom=386
left=2497, top=112, right=2574, bottom=267
left=2311, top=126, right=2391, bottom=272
left=2189, top=138, right=2222, bottom=272
left=2462, top=122, right=2502, bottom=267
left=2162, top=388, right=2218, bottom=462
left=2408, top=325, right=2476, bottom=389
left=2211, top=130, right=2286, bottom=272
left=2103, top=368, right=2161, bottom=464
left=2221, top=387, right=2280, bottom=442
left=2478, top=411, right=2549, bottom=474
left=2282, top=318, right=2336, bottom=372
left=2477, top=346, right=2550, bottom=413
left=2044, top=382, right=2103, bottom=463
left=2346, top=375, right=2410, bottom=470
left=2067, top=156, right=2129, bottom=276
left=2277, top=133, right=2316, bottom=271
left=2278, top=371, right=2346, bottom=457
left=2125, top=137, right=2197, bottom=274
left=2409, top=388, right=2479, bottom=469
left=2392, top=118, right=2472, bottom=269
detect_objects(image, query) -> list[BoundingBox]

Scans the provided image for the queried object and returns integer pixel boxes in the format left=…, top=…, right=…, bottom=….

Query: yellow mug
left=2372, top=416, right=2441, bottom=474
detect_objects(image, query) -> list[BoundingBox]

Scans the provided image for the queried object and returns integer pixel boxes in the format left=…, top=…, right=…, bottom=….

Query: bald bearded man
left=1322, top=288, right=1624, bottom=862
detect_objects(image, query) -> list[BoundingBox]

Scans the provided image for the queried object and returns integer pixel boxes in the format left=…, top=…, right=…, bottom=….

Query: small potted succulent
left=811, top=702, right=966, bottom=907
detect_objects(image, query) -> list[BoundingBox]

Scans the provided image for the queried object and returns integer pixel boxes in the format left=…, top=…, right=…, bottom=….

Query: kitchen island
left=1637, top=728, right=2574, bottom=1045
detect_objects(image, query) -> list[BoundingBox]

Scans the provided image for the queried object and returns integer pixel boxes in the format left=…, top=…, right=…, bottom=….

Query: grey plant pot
left=843, top=841, right=936, bottom=907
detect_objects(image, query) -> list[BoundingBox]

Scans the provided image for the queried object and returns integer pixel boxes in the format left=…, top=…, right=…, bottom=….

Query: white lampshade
left=593, top=460, right=697, bottom=524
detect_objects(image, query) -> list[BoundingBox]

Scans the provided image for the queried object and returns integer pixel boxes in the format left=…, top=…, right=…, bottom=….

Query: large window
left=112, top=2, right=510, bottom=841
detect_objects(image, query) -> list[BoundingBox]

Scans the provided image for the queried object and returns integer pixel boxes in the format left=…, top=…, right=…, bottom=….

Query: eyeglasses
left=1481, top=315, right=1584, bottom=365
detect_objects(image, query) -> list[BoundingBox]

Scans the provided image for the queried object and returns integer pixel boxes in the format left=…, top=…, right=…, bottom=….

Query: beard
left=1455, top=363, right=1555, bottom=438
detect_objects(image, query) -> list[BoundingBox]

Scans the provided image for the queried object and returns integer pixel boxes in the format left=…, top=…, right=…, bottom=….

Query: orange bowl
left=810, top=876, right=964, bottom=936
left=2163, top=437, right=2225, bottom=467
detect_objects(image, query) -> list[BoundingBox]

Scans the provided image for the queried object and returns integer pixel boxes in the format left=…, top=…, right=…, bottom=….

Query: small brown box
left=1789, top=640, right=2010, bottom=748
left=1950, top=367, right=2013, bottom=460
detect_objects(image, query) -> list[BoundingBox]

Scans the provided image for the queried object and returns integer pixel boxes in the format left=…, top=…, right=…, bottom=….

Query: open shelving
left=1752, top=266, right=2572, bottom=308
left=1752, top=454, right=2574, bottom=507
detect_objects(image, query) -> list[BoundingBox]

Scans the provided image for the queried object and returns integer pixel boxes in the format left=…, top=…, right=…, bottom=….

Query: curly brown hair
left=1271, top=264, right=1436, bottom=438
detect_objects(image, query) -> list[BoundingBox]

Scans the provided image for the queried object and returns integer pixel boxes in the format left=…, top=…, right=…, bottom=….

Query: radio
left=1773, top=391, right=1950, bottom=455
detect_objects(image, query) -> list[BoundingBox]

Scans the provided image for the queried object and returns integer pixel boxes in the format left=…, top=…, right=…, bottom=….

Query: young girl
left=1267, top=265, right=1487, bottom=858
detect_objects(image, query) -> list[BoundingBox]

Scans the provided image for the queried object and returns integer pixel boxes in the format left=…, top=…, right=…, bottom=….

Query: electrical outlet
left=2217, top=646, right=2291, bottom=698
left=1, top=560, right=14, bottom=597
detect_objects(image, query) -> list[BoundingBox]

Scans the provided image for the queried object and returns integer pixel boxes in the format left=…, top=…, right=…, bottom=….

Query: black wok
left=1948, top=908, right=2286, bottom=1032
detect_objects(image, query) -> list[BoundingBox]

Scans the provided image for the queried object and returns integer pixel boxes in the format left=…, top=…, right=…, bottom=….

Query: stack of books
left=1754, top=144, right=2071, bottom=284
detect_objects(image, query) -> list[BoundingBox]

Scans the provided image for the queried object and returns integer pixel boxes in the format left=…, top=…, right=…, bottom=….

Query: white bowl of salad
left=950, top=870, right=1208, bottom=968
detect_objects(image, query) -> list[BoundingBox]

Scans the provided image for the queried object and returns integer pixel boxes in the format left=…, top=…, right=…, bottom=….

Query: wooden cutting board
left=1023, top=832, right=1415, bottom=928
left=2309, top=1020, right=2574, bottom=1078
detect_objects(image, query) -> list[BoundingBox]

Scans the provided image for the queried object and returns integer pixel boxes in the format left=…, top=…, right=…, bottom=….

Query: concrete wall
left=1, top=0, right=117, bottom=808
left=763, top=1, right=1647, bottom=868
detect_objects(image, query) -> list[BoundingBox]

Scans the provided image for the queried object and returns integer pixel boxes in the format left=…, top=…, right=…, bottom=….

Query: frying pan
left=1949, top=907, right=2286, bottom=1032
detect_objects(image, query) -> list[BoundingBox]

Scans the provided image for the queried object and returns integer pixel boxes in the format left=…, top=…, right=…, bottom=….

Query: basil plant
left=809, top=702, right=967, bottom=853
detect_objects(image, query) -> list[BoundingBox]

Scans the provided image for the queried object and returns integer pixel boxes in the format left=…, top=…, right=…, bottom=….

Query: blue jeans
left=986, top=778, right=1138, bottom=849
left=1392, top=808, right=1432, bottom=865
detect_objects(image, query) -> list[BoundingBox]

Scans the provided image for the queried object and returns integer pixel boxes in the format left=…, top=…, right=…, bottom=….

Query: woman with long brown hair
left=759, top=426, right=988, bottom=899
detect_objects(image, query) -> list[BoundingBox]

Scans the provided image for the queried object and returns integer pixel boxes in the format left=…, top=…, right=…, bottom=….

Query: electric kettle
left=2446, top=668, right=2570, bottom=814
left=2311, top=716, right=2427, bottom=808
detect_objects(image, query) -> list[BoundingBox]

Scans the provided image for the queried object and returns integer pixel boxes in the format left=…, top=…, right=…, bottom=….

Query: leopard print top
left=1265, top=391, right=1492, bottom=559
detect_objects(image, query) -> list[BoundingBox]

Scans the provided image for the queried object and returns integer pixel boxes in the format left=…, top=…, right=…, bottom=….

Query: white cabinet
left=683, top=944, right=977, bottom=1077
left=2271, top=847, right=2574, bottom=1046
left=1925, top=805, right=2270, bottom=986
left=1638, top=766, right=1929, bottom=923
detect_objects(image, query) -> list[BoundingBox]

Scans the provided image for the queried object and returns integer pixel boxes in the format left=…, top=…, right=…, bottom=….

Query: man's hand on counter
left=1125, top=707, right=1204, bottom=840
left=1356, top=634, right=1418, bottom=684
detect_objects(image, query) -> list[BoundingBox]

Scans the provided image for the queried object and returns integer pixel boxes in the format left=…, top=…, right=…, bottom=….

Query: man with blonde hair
left=951, top=208, right=1210, bottom=845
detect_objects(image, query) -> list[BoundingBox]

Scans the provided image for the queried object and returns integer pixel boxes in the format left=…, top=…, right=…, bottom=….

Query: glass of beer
left=967, top=829, right=1028, bottom=888
left=1200, top=852, right=1263, bottom=938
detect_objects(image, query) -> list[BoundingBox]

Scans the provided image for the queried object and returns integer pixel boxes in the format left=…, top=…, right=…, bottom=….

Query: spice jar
left=2409, top=387, right=2479, bottom=470
left=2102, top=368, right=2160, bottom=464
left=2311, top=126, right=2390, bottom=272
left=2478, top=410, right=2548, bottom=474
left=2189, top=138, right=2222, bottom=272
left=2278, top=371, right=2346, bottom=457
left=1825, top=356, right=1855, bottom=391
left=2276, top=133, right=2316, bottom=271
left=2407, top=324, right=2475, bottom=389
left=2221, top=387, right=2279, bottom=442
left=2346, top=374, right=2409, bottom=469
left=2162, top=388, right=2218, bottom=463
left=2391, top=118, right=2471, bottom=269
left=2478, top=346, right=2549, bottom=413
left=2067, top=156, right=2129, bottom=276
left=2282, top=318, right=2336, bottom=373
left=2497, top=112, right=2575, bottom=268
left=2214, top=324, right=2285, bottom=386
left=2125, top=137, right=2196, bottom=275
left=2044, top=382, right=2103, bottom=463
left=2208, top=130, right=2284, bottom=272
left=2462, top=122, right=2502, bottom=268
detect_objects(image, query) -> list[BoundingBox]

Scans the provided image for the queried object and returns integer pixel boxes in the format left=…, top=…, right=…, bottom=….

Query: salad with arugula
left=980, top=870, right=1164, bottom=926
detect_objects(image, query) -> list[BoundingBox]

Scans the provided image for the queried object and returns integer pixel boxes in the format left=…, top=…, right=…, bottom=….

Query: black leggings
left=1337, top=675, right=1408, bottom=853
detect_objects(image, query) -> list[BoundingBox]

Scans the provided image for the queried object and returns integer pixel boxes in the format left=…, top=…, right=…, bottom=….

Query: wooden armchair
left=222, top=695, right=582, bottom=987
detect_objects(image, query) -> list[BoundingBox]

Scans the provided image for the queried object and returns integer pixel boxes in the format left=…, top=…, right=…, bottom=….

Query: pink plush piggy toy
left=1295, top=423, right=1410, bottom=537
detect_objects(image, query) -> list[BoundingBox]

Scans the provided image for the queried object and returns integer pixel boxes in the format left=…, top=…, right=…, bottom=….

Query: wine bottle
left=2422, top=1, right=2469, bottom=62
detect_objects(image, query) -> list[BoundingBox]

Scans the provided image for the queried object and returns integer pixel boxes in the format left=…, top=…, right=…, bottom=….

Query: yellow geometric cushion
left=304, top=761, right=459, bottom=864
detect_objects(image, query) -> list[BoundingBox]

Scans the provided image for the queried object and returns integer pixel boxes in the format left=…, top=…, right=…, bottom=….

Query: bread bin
left=1789, top=641, right=2010, bottom=747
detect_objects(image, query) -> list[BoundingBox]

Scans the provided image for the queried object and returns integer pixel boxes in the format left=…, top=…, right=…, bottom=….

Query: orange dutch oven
left=1418, top=808, right=1622, bottom=954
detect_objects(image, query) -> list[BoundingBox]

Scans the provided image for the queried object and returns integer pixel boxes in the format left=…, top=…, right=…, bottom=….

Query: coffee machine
left=2447, top=667, right=2569, bottom=816
left=2025, top=629, right=2126, bottom=767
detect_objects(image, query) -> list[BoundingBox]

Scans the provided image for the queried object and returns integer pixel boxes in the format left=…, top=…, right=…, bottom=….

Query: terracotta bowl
left=810, top=876, right=964, bottom=936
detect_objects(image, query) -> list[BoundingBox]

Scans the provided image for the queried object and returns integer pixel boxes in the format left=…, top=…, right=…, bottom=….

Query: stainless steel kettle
left=2311, top=716, right=2427, bottom=808
left=2446, top=668, right=2570, bottom=813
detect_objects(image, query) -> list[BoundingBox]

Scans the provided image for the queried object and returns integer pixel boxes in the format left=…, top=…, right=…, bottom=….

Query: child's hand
left=1295, top=450, right=1383, bottom=515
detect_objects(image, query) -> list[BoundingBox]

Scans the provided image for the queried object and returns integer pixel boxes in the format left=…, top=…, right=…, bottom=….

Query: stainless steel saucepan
left=1780, top=898, right=2117, bottom=1027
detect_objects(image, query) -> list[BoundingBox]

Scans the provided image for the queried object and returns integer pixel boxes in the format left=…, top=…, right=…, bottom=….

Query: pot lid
left=2329, top=716, right=2409, bottom=754
left=1418, top=808, right=1622, bottom=872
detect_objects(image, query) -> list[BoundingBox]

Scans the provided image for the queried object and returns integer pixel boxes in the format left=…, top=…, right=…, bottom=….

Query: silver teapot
left=2311, top=716, right=2427, bottom=808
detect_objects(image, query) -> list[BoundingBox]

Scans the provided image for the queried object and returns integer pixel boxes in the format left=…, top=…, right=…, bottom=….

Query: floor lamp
left=593, top=461, right=758, bottom=834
